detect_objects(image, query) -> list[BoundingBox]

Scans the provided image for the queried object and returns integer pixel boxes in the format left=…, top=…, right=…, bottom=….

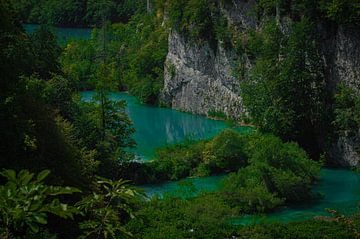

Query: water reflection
left=81, top=91, right=232, bottom=159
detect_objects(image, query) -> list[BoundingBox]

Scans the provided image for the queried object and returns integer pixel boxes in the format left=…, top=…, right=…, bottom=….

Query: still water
left=82, top=91, right=360, bottom=223
left=81, top=91, right=252, bottom=160
left=40, top=24, right=359, bottom=224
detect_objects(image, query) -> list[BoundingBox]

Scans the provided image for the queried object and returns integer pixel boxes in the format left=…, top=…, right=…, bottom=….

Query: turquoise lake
left=23, top=24, right=91, bottom=44
left=33, top=24, right=360, bottom=224
left=82, top=91, right=360, bottom=223
left=81, top=91, right=252, bottom=160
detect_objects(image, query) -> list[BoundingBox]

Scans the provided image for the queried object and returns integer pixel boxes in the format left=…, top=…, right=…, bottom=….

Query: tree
left=30, top=25, right=62, bottom=79
left=241, top=18, right=325, bottom=155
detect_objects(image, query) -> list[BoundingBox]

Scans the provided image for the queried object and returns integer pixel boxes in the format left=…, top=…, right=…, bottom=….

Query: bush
left=222, top=133, right=321, bottom=213
left=203, top=129, right=248, bottom=172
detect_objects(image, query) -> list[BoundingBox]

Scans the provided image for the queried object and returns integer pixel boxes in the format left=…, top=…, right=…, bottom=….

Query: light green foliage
left=235, top=219, right=356, bottom=239
left=0, top=169, right=80, bottom=237
left=127, top=194, right=236, bottom=239
left=207, top=110, right=227, bottom=119
left=223, top=167, right=283, bottom=213
left=203, top=129, right=247, bottom=171
left=150, top=129, right=248, bottom=181
left=222, top=133, right=321, bottom=213
left=152, top=139, right=206, bottom=180
left=77, top=177, right=138, bottom=239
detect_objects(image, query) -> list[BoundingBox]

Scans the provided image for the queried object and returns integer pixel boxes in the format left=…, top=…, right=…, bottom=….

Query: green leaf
left=36, top=170, right=51, bottom=182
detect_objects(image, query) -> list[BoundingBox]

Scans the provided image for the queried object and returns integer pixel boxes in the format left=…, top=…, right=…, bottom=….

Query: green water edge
left=23, top=23, right=91, bottom=45
left=142, top=168, right=360, bottom=225
left=81, top=91, right=360, bottom=224
left=30, top=22, right=360, bottom=225
left=81, top=91, right=252, bottom=160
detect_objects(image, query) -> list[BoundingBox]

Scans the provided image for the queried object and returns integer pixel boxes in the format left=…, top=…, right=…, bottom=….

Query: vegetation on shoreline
left=61, top=13, right=168, bottom=104
left=2, top=0, right=360, bottom=238
left=9, top=0, right=146, bottom=27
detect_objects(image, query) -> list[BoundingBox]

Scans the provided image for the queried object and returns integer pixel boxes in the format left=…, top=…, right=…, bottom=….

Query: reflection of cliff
left=160, top=1, right=360, bottom=166
left=124, top=93, right=226, bottom=158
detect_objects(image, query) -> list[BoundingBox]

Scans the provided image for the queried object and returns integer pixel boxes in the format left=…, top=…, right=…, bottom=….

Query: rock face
left=161, top=0, right=360, bottom=166
left=320, top=25, right=360, bottom=93
left=162, top=31, right=244, bottom=119
left=319, top=24, right=360, bottom=167
left=328, top=136, right=360, bottom=167
left=161, top=0, right=256, bottom=119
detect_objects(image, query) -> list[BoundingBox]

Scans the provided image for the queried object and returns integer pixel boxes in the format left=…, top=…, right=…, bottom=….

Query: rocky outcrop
left=161, top=0, right=360, bottom=166
left=161, top=0, right=256, bottom=119
left=161, top=31, right=244, bottom=119
left=320, top=24, right=360, bottom=93
left=328, top=136, right=360, bottom=167
left=319, top=24, right=360, bottom=166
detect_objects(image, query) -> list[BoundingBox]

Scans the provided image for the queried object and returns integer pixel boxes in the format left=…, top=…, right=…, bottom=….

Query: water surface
left=81, top=91, right=252, bottom=160
left=141, top=168, right=360, bottom=223
left=41, top=26, right=360, bottom=224
left=24, top=23, right=91, bottom=43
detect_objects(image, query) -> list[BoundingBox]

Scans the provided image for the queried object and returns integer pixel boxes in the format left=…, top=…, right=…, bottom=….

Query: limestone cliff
left=320, top=24, right=360, bottom=167
left=161, top=0, right=256, bottom=119
left=160, top=0, right=360, bottom=166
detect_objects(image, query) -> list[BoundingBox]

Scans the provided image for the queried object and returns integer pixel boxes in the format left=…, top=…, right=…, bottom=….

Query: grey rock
left=161, top=1, right=360, bottom=166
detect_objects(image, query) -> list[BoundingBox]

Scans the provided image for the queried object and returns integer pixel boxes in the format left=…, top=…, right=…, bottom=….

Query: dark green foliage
left=321, top=0, right=360, bottom=25
left=235, top=219, right=356, bottom=239
left=0, top=169, right=139, bottom=239
left=1, top=0, right=136, bottom=188
left=0, top=169, right=80, bottom=238
left=241, top=18, right=325, bottom=155
left=126, top=194, right=237, bottom=239
left=76, top=177, right=139, bottom=239
left=30, top=25, right=62, bottom=78
left=222, top=133, right=321, bottom=213
left=163, top=0, right=232, bottom=46
left=61, top=39, right=96, bottom=90
left=61, top=13, right=168, bottom=104
left=333, top=83, right=360, bottom=137
left=10, top=0, right=146, bottom=26
left=118, top=14, right=168, bottom=104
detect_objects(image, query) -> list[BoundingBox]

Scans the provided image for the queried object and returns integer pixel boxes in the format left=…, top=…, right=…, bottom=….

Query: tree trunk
left=147, top=0, right=152, bottom=13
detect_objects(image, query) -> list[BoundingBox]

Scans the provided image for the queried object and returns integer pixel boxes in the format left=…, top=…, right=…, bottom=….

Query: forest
left=1, top=0, right=360, bottom=238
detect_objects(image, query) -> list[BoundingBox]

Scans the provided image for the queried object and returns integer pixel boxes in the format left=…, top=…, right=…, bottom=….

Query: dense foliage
left=9, top=0, right=146, bottom=26
left=126, top=192, right=359, bottom=239
left=333, top=83, right=360, bottom=138
left=241, top=18, right=326, bottom=155
left=0, top=169, right=138, bottom=239
left=61, top=13, right=168, bottom=104
left=144, top=129, right=248, bottom=181
left=222, top=133, right=321, bottom=213
left=2, top=0, right=360, bottom=238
